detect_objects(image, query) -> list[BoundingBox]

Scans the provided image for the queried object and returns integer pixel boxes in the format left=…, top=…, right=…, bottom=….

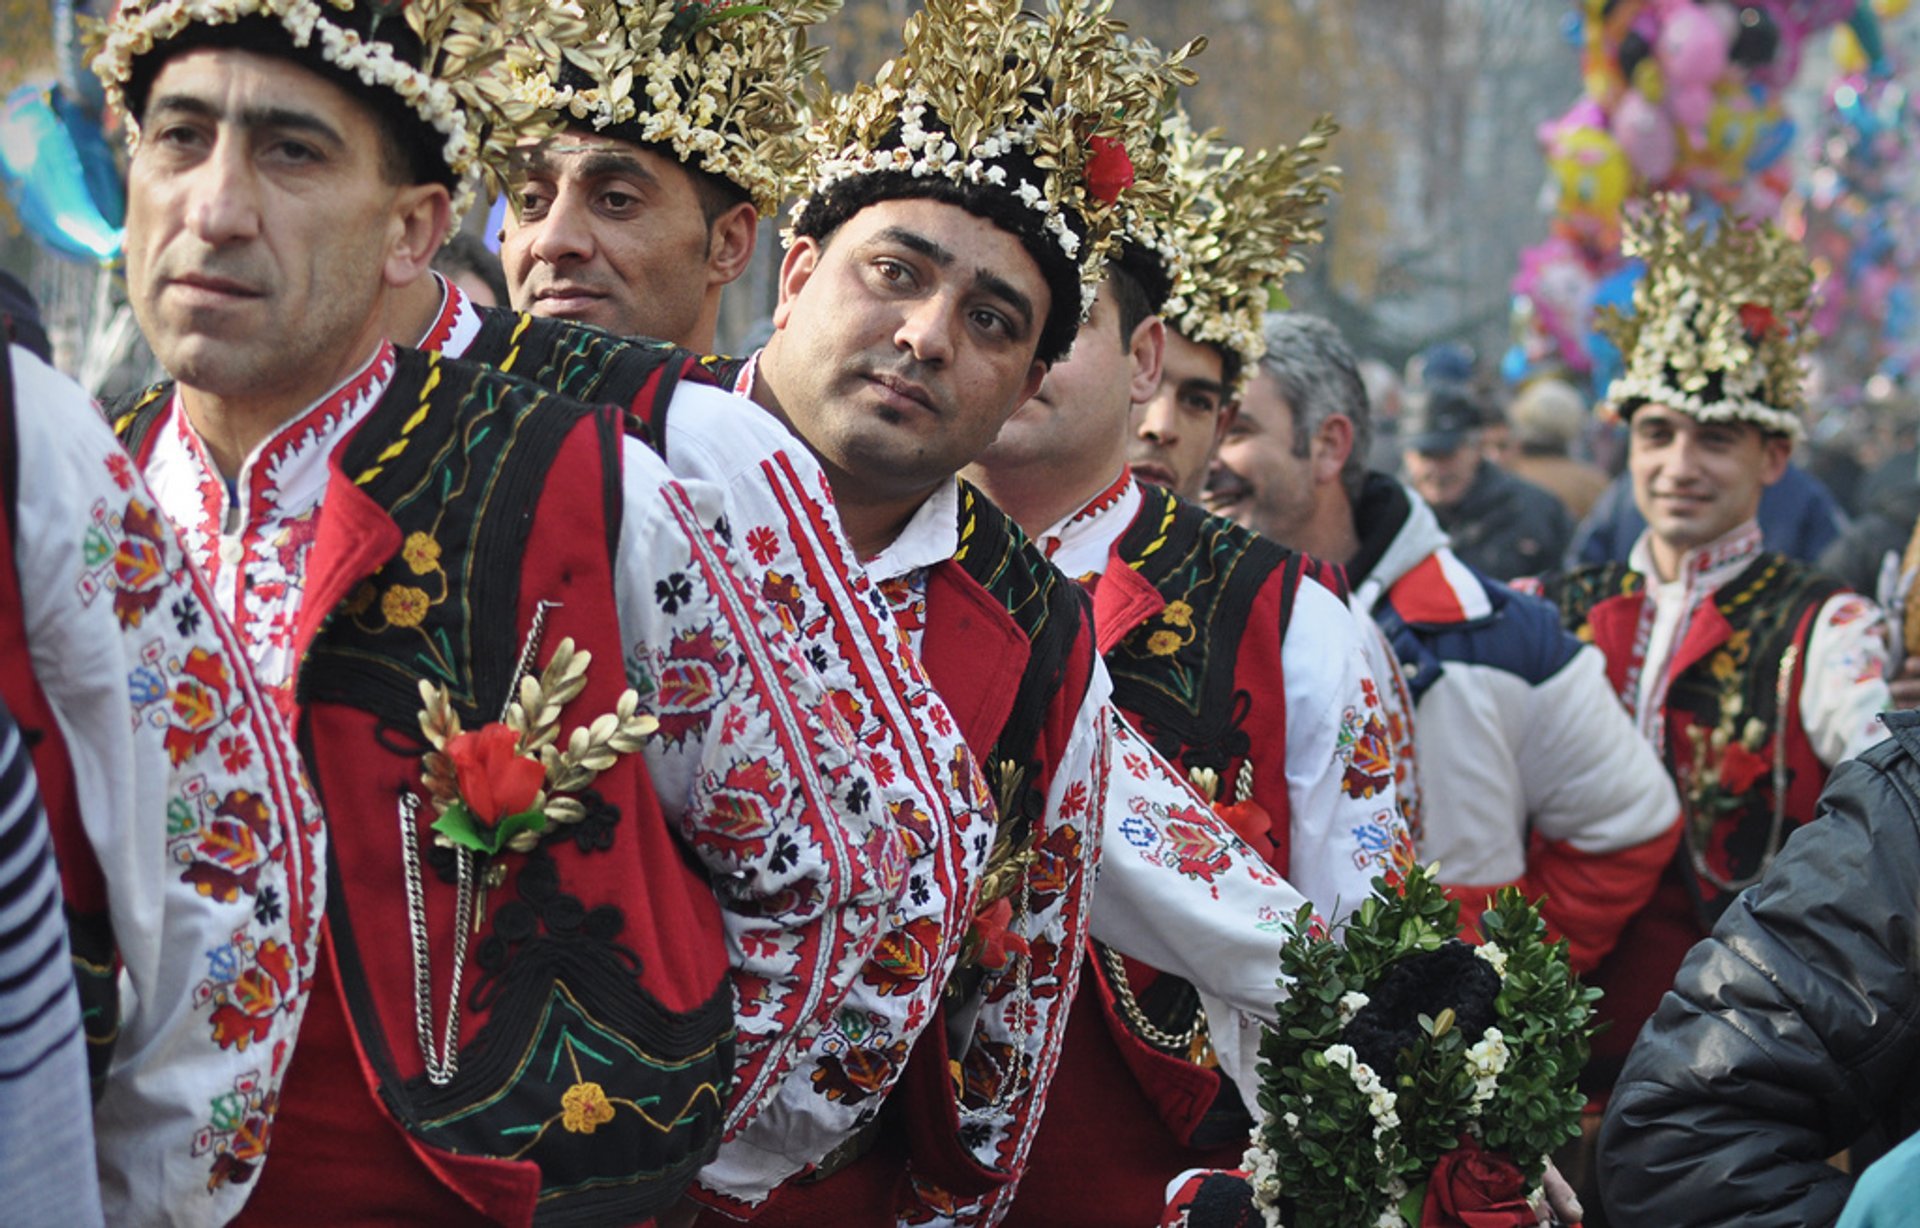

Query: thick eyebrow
left=144, top=93, right=349, bottom=154
left=522, top=143, right=658, bottom=187
left=1180, top=375, right=1228, bottom=401
left=874, top=225, right=1036, bottom=336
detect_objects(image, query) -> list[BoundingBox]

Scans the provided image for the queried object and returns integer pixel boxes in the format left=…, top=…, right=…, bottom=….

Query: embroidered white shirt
left=14, top=345, right=322, bottom=1226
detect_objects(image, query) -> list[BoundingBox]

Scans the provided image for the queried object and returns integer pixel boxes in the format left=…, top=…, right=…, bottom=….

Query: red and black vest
left=456, top=306, right=716, bottom=445
left=1544, top=555, right=1838, bottom=1091
left=1009, top=485, right=1325, bottom=1228
left=118, top=349, right=735, bottom=1226
left=0, top=344, right=120, bottom=1093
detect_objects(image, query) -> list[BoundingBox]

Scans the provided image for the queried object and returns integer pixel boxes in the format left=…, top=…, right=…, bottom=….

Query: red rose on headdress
left=1086, top=135, right=1135, bottom=205
left=1738, top=302, right=1778, bottom=340
left=447, top=724, right=545, bottom=823
left=1421, top=1135, right=1535, bottom=1228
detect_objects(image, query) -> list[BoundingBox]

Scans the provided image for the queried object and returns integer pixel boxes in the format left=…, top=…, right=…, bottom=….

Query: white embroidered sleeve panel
left=659, top=388, right=990, bottom=1209
left=1799, top=591, right=1893, bottom=766
left=17, top=346, right=323, bottom=1226
left=611, top=436, right=895, bottom=1139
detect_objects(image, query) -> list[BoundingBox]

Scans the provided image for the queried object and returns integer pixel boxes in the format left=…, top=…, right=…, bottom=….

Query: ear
left=385, top=183, right=454, bottom=290
left=706, top=200, right=759, bottom=289
left=771, top=237, right=821, bottom=331
left=1313, top=414, right=1355, bottom=485
left=1759, top=433, right=1793, bottom=486
left=1126, top=314, right=1166, bottom=405
left=1017, top=358, right=1047, bottom=410
left=1208, top=400, right=1241, bottom=457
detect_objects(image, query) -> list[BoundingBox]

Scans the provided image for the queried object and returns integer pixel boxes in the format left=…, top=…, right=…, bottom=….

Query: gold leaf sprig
left=415, top=637, right=657, bottom=854
left=1152, top=109, right=1341, bottom=393
left=975, top=758, right=1041, bottom=909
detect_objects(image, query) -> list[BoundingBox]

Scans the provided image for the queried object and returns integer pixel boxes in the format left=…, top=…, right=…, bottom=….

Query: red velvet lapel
left=1091, top=551, right=1167, bottom=657
left=1586, top=591, right=1647, bottom=698
left=294, top=464, right=401, bottom=660
left=922, top=560, right=1029, bottom=759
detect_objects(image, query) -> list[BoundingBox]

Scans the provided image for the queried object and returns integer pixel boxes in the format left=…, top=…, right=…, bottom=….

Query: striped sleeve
left=0, top=700, right=104, bottom=1225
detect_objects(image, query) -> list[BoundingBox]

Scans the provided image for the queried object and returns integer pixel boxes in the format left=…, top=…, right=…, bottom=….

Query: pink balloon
left=1659, top=4, right=1733, bottom=87
left=1670, top=81, right=1715, bottom=143
left=1614, top=89, right=1679, bottom=180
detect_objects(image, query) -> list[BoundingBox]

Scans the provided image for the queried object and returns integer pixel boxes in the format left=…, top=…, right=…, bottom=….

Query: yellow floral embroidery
left=1147, top=629, right=1183, bottom=656
left=382, top=585, right=432, bottom=628
left=342, top=582, right=377, bottom=618
left=401, top=531, right=443, bottom=575
left=561, top=1081, right=616, bottom=1134
left=1161, top=600, right=1194, bottom=628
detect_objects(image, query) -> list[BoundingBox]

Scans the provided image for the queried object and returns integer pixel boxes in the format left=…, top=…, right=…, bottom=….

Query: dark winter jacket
left=1597, top=708, right=1920, bottom=1227
left=1433, top=460, right=1572, bottom=582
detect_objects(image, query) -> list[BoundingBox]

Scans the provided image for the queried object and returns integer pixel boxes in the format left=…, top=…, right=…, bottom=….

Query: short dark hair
left=125, top=15, right=450, bottom=190
left=432, top=232, right=508, bottom=305
left=793, top=164, right=1084, bottom=366
left=1258, top=311, right=1372, bottom=503
left=1106, top=260, right=1156, bottom=345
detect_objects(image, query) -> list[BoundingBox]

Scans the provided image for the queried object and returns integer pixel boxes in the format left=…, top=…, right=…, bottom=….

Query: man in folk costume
left=92, top=1, right=900, bottom=1221
left=705, top=5, right=1405, bottom=1223
left=358, top=4, right=996, bottom=1215
left=1204, top=308, right=1681, bottom=975
left=956, top=113, right=1410, bottom=1225
left=1, top=339, right=319, bottom=1225
left=1535, top=196, right=1893, bottom=1109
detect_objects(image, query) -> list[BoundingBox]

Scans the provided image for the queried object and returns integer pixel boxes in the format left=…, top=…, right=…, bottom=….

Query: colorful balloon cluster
left=1507, top=0, right=1884, bottom=387
left=1795, top=71, right=1920, bottom=385
left=0, top=0, right=124, bottom=264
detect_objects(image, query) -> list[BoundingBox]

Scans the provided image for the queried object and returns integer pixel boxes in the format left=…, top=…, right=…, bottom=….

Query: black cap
left=1401, top=386, right=1486, bottom=454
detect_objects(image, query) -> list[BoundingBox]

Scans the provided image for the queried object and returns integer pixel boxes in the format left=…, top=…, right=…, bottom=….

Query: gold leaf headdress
left=511, top=0, right=839, bottom=216
left=791, top=0, right=1202, bottom=315
left=89, top=0, right=580, bottom=217
left=1154, top=111, right=1340, bottom=396
left=1600, top=193, right=1816, bottom=438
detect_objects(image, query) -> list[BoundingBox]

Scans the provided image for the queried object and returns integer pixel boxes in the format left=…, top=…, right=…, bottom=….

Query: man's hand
left=1534, top=1162, right=1583, bottom=1226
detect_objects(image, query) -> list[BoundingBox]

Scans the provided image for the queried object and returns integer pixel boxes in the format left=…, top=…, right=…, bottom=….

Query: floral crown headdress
left=512, top=0, right=838, bottom=216
left=791, top=0, right=1202, bottom=316
left=1600, top=193, right=1816, bottom=440
left=90, top=0, right=576, bottom=217
left=1154, top=110, right=1340, bottom=397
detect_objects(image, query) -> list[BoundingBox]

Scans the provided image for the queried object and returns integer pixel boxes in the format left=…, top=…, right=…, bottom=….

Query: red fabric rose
left=971, top=896, right=1030, bottom=973
left=1085, top=135, right=1135, bottom=205
left=1717, top=741, right=1770, bottom=796
left=1212, top=798, right=1274, bottom=850
left=1422, top=1135, right=1535, bottom=1228
left=447, top=723, right=545, bottom=822
left=1738, top=302, right=1778, bottom=340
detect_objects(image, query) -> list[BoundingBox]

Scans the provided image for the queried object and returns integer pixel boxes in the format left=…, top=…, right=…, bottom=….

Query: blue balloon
left=0, top=82, right=124, bottom=264
left=1747, top=116, right=1796, bottom=172
left=1500, top=343, right=1531, bottom=386
left=1585, top=261, right=1643, bottom=403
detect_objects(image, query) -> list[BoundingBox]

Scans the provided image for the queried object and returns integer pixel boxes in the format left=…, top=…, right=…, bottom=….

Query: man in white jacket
left=1204, top=311, right=1681, bottom=975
